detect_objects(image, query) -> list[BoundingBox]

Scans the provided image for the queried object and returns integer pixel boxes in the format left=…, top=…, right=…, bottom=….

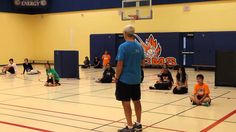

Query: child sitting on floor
left=93, top=56, right=102, bottom=68
left=44, top=63, right=61, bottom=87
left=190, top=74, right=211, bottom=106
left=1, top=58, right=17, bottom=74
left=97, top=63, right=115, bottom=83
left=81, top=56, right=90, bottom=68
left=149, top=66, right=174, bottom=90
left=173, top=66, right=188, bottom=94
left=22, top=58, right=40, bottom=75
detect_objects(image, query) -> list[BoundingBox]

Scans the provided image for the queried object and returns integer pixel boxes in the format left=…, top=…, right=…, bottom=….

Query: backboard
left=121, top=0, right=152, bottom=21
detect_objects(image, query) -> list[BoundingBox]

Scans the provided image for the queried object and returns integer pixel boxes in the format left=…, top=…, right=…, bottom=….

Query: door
left=194, top=33, right=214, bottom=66
left=90, top=34, right=116, bottom=65
left=180, top=33, right=195, bottom=67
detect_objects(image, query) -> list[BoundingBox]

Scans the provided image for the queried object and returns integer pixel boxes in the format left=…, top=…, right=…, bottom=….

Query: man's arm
left=115, top=61, right=124, bottom=81
left=141, top=59, right=145, bottom=67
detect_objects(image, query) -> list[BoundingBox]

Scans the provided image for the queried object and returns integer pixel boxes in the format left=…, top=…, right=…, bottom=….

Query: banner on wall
left=135, top=34, right=177, bottom=66
left=13, top=0, right=48, bottom=8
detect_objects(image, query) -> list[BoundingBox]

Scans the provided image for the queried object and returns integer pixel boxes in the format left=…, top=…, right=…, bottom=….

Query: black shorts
left=197, top=95, right=205, bottom=100
left=173, top=87, right=188, bottom=94
left=100, top=77, right=112, bottom=83
left=8, top=67, right=15, bottom=74
left=47, top=79, right=60, bottom=84
left=115, top=81, right=141, bottom=101
left=154, top=82, right=172, bottom=90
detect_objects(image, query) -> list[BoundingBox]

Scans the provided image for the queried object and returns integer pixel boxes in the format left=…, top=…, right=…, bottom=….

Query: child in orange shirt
left=102, top=51, right=111, bottom=67
left=190, top=74, right=211, bottom=106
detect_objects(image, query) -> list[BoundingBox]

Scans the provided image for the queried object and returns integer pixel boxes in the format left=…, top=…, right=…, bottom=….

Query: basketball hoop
left=121, top=0, right=152, bottom=21
left=128, top=15, right=139, bottom=20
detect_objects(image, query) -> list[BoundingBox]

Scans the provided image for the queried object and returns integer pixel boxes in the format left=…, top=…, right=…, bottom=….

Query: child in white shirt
left=2, top=58, right=17, bottom=74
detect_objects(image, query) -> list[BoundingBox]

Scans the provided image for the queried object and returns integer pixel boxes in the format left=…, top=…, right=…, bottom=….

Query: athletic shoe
left=118, top=126, right=135, bottom=132
left=192, top=102, right=197, bottom=105
left=133, top=122, right=142, bottom=131
left=202, top=102, right=211, bottom=107
left=149, top=86, right=155, bottom=90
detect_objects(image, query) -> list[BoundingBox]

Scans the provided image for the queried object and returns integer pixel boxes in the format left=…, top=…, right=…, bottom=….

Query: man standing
left=115, top=25, right=145, bottom=132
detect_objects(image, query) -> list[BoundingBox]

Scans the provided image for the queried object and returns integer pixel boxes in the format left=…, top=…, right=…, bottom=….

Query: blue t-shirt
left=116, top=41, right=144, bottom=85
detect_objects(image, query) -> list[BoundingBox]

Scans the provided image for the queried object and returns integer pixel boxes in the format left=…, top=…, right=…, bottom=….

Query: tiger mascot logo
left=135, top=34, right=177, bottom=66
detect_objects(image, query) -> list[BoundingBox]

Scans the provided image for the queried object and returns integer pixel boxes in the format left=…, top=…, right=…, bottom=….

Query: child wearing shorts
left=1, top=58, right=17, bottom=74
left=44, top=63, right=61, bottom=86
left=22, top=58, right=40, bottom=75
left=97, top=63, right=115, bottom=83
left=190, top=74, right=211, bottom=106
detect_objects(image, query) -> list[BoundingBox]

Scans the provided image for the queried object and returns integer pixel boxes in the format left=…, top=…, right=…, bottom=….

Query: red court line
left=0, top=103, right=185, bottom=132
left=201, top=109, right=236, bottom=132
left=0, top=103, right=114, bottom=122
left=0, top=120, right=53, bottom=132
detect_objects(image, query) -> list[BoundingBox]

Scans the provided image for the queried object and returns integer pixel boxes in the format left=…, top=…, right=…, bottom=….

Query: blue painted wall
left=0, top=0, right=210, bottom=14
left=90, top=32, right=236, bottom=67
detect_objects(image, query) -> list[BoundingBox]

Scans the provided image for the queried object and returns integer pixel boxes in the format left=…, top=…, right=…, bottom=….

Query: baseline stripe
left=0, top=120, right=53, bottom=132
left=201, top=109, right=236, bottom=132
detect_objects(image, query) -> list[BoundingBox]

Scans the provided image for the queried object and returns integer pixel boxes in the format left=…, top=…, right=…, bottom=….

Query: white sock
left=128, top=126, right=133, bottom=129
left=135, top=122, right=141, bottom=125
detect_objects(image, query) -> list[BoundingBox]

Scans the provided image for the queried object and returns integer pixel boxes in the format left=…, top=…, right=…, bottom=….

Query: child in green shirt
left=45, top=63, right=61, bottom=86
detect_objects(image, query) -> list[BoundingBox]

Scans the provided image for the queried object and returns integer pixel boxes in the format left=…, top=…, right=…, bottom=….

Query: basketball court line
left=92, top=96, right=189, bottom=131
left=201, top=109, right=236, bottom=132
left=0, top=84, right=42, bottom=92
left=142, top=106, right=197, bottom=130
left=178, top=115, right=236, bottom=124
left=0, top=89, right=232, bottom=125
left=0, top=93, right=109, bottom=110
left=52, top=86, right=114, bottom=100
left=143, top=96, right=190, bottom=112
left=76, top=94, right=195, bottom=108
left=0, top=113, right=102, bottom=132
left=217, top=96, right=236, bottom=100
left=147, top=110, right=236, bottom=124
left=0, top=103, right=184, bottom=132
left=0, top=85, right=232, bottom=113
left=0, top=71, right=234, bottom=131
left=3, top=94, right=234, bottom=131
left=0, top=83, right=114, bottom=103
left=142, top=91, right=231, bottom=130
left=0, top=106, right=106, bottom=126
left=0, top=120, right=52, bottom=132
left=0, top=88, right=192, bottom=113
left=0, top=83, right=232, bottom=131
left=16, top=75, right=82, bottom=86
